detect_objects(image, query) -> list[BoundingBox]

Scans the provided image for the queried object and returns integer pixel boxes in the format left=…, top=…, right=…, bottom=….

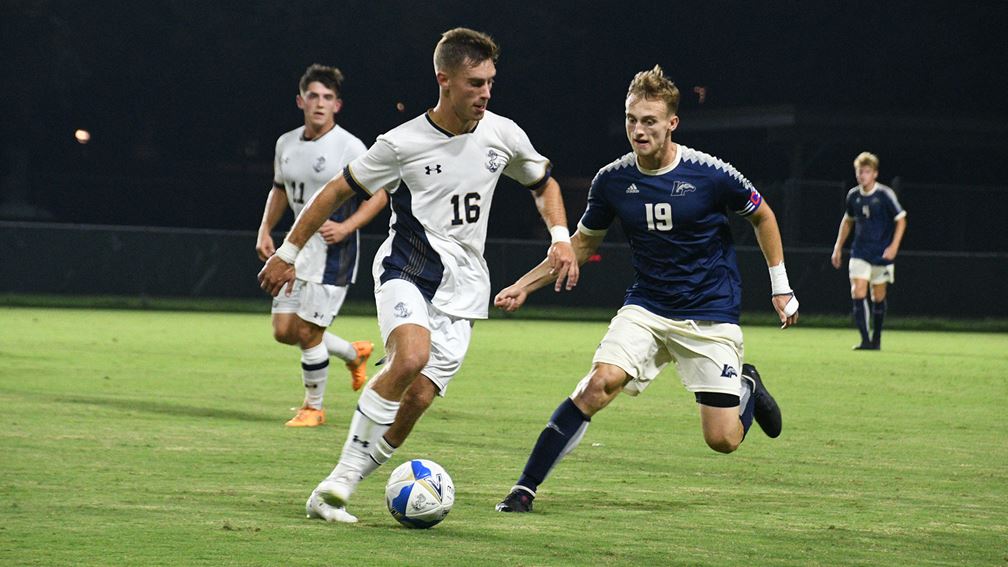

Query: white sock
left=324, top=332, right=359, bottom=362
left=333, top=386, right=399, bottom=478
left=301, top=342, right=329, bottom=409
left=360, top=436, right=397, bottom=478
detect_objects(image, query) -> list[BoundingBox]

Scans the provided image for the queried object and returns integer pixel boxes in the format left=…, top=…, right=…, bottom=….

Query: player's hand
left=772, top=293, right=799, bottom=329
left=319, top=220, right=351, bottom=245
left=830, top=249, right=842, bottom=269
left=494, top=285, right=528, bottom=312
left=547, top=241, right=579, bottom=292
left=258, top=255, right=297, bottom=297
left=256, top=233, right=275, bottom=262
left=881, top=245, right=898, bottom=261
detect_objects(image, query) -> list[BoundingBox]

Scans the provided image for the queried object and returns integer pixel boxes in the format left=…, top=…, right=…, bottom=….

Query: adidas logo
left=626, top=183, right=639, bottom=194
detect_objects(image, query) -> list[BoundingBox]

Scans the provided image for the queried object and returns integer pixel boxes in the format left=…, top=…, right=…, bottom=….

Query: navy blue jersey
left=579, top=147, right=763, bottom=324
left=844, top=183, right=906, bottom=265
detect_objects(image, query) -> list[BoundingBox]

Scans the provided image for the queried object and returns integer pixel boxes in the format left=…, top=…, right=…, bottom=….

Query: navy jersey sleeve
left=880, top=187, right=906, bottom=219
left=844, top=190, right=858, bottom=219
left=577, top=173, right=615, bottom=235
left=721, top=169, right=762, bottom=217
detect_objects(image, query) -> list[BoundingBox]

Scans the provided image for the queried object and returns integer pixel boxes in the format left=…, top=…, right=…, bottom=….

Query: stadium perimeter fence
left=1, top=219, right=1005, bottom=318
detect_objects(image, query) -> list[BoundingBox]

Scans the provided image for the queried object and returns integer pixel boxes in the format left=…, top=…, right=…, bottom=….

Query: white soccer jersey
left=343, top=111, right=551, bottom=318
left=273, top=125, right=367, bottom=285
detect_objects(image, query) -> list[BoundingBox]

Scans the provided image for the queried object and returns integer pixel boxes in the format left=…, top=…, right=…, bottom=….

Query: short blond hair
left=433, top=27, right=499, bottom=72
left=853, top=151, right=879, bottom=170
left=627, top=65, right=680, bottom=115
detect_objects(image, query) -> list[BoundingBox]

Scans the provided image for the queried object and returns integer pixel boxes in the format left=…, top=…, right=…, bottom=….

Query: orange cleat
left=346, top=341, right=373, bottom=391
left=285, top=406, right=325, bottom=427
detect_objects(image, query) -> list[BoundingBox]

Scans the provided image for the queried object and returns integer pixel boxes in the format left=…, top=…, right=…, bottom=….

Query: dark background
left=3, top=1, right=1007, bottom=248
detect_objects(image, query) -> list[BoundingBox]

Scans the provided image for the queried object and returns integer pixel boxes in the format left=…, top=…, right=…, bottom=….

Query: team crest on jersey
left=670, top=181, right=696, bottom=196
left=485, top=149, right=506, bottom=172
left=394, top=302, right=412, bottom=318
left=312, top=156, right=326, bottom=173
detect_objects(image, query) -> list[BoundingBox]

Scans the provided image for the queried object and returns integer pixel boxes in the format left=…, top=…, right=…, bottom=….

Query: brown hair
left=627, top=65, right=680, bottom=115
left=433, top=27, right=499, bottom=72
left=299, top=64, right=344, bottom=96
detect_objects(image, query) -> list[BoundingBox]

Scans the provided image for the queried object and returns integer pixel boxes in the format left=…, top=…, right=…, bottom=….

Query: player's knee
left=272, top=327, right=298, bottom=345
left=704, top=432, right=740, bottom=454
left=575, top=367, right=625, bottom=414
left=390, top=348, right=430, bottom=377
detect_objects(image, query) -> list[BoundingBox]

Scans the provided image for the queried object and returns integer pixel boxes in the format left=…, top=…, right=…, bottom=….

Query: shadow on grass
left=57, top=395, right=276, bottom=423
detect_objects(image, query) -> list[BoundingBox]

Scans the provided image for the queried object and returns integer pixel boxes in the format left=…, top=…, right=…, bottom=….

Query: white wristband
left=768, top=262, right=792, bottom=295
left=549, top=225, right=571, bottom=244
left=275, top=240, right=300, bottom=264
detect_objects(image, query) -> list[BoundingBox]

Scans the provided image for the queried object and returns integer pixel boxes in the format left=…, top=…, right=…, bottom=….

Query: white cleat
left=306, top=491, right=358, bottom=523
left=315, top=470, right=361, bottom=509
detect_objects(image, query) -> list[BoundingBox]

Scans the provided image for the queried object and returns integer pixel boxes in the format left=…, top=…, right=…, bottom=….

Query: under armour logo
left=352, top=435, right=370, bottom=448
left=305, top=383, right=318, bottom=389
left=721, top=364, right=738, bottom=378
left=425, top=164, right=442, bottom=175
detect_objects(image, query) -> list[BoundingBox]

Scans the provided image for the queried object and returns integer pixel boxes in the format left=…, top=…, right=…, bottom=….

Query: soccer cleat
left=495, top=487, right=534, bottom=513
left=742, top=363, right=782, bottom=438
left=285, top=406, right=325, bottom=427
left=346, top=341, right=374, bottom=391
left=306, top=491, right=358, bottom=523
left=853, top=342, right=880, bottom=351
left=316, top=470, right=362, bottom=509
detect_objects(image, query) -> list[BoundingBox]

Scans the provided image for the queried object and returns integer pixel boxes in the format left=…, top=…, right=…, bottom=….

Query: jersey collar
left=858, top=182, right=878, bottom=196
left=636, top=143, right=683, bottom=176
left=425, top=111, right=478, bottom=138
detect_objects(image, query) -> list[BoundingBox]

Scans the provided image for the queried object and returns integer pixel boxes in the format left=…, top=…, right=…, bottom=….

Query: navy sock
left=516, top=398, right=590, bottom=494
left=872, top=299, right=887, bottom=347
left=852, top=298, right=871, bottom=345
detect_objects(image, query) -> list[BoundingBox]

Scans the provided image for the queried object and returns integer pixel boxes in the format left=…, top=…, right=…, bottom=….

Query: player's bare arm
left=256, top=186, right=289, bottom=262
left=258, top=174, right=357, bottom=296
left=747, top=202, right=799, bottom=328
left=318, top=189, right=389, bottom=244
left=882, top=216, right=907, bottom=261
left=531, top=177, right=578, bottom=291
left=831, top=217, right=854, bottom=269
left=494, top=231, right=603, bottom=312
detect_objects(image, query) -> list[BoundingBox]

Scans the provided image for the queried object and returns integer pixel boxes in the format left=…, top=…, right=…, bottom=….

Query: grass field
left=1, top=307, right=1006, bottom=566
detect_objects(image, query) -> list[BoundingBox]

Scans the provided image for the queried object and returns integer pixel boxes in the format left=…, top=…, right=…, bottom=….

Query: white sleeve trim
left=577, top=221, right=608, bottom=237
left=894, top=210, right=907, bottom=220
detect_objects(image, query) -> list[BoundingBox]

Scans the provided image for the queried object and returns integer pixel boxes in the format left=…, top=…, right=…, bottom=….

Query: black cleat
left=742, top=363, right=782, bottom=438
left=853, top=343, right=880, bottom=351
left=495, top=488, right=534, bottom=513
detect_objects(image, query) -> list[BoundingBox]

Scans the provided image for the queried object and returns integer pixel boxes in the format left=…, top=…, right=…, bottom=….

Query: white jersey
left=273, top=125, right=367, bottom=285
left=343, top=111, right=551, bottom=318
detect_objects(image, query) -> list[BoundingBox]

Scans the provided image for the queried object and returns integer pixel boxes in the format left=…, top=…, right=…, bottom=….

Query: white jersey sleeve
left=344, top=137, right=401, bottom=197
left=501, top=123, right=551, bottom=188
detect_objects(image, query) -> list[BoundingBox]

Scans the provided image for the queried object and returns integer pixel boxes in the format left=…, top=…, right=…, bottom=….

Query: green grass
left=1, top=307, right=1006, bottom=566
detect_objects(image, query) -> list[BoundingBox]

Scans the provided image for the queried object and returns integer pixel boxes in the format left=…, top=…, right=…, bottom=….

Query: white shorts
left=271, top=279, right=348, bottom=328
left=375, top=278, right=473, bottom=395
left=590, top=305, right=745, bottom=397
left=849, top=258, right=895, bottom=285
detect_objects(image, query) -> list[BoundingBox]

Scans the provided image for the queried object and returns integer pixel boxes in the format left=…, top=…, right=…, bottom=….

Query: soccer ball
left=385, top=459, right=455, bottom=529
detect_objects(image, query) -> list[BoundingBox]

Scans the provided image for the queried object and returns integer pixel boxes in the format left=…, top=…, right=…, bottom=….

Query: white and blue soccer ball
left=385, top=459, right=455, bottom=529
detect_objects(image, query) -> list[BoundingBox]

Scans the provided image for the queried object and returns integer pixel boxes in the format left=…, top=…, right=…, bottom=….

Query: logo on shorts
left=486, top=149, right=506, bottom=172
left=720, top=364, right=738, bottom=378
left=313, top=156, right=326, bottom=173
left=394, top=302, right=412, bottom=318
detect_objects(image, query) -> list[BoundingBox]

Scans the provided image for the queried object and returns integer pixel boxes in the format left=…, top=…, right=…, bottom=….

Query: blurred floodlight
left=75, top=129, right=91, bottom=144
